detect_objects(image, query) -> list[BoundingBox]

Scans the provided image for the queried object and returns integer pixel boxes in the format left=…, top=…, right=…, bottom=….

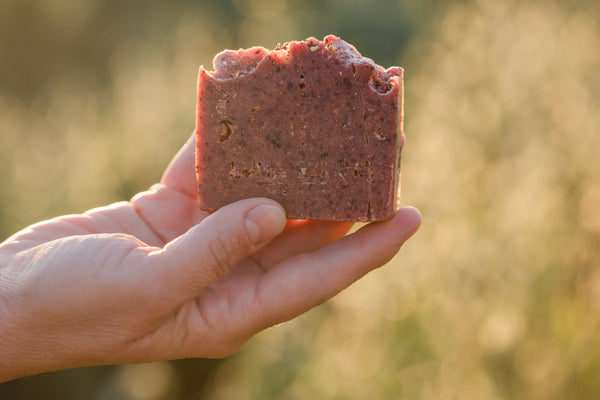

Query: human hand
left=0, top=133, right=421, bottom=382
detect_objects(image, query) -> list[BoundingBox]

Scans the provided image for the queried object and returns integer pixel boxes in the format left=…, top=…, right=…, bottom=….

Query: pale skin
left=0, top=133, right=421, bottom=382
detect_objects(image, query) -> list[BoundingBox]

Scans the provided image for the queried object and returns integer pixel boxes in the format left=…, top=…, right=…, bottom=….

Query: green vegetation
left=1, top=0, right=599, bottom=398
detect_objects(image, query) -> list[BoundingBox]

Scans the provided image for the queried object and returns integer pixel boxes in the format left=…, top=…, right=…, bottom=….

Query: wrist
left=0, top=273, right=30, bottom=382
left=0, top=250, right=60, bottom=382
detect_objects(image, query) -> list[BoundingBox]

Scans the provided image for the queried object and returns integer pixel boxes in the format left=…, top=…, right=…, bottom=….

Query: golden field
left=0, top=0, right=599, bottom=398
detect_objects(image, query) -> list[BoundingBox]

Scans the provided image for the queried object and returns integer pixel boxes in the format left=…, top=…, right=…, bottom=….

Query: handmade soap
left=195, top=35, right=404, bottom=221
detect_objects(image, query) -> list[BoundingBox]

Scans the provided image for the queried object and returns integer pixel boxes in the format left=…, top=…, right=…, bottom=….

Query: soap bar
left=195, top=35, right=404, bottom=221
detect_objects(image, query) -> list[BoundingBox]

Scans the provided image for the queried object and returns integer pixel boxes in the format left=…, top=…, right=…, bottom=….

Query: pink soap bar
left=195, top=35, right=404, bottom=221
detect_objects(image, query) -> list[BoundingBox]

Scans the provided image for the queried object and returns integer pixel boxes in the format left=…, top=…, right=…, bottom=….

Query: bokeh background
left=1, top=0, right=599, bottom=398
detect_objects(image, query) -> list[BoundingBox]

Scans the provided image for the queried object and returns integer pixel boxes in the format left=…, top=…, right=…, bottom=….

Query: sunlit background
left=1, top=0, right=599, bottom=399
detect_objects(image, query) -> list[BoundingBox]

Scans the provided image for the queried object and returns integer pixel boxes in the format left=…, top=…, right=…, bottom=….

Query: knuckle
left=206, top=232, right=246, bottom=280
left=207, top=234, right=232, bottom=279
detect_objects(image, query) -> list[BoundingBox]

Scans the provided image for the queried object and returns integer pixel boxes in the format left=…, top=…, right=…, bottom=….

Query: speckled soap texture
left=195, top=35, right=404, bottom=221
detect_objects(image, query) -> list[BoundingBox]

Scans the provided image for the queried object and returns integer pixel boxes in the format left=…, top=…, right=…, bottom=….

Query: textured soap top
left=196, top=35, right=404, bottom=221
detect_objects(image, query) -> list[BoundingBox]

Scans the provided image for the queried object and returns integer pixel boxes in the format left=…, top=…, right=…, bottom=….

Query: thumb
left=149, top=198, right=286, bottom=300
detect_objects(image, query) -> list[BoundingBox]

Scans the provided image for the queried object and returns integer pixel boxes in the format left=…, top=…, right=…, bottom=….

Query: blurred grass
left=1, top=0, right=600, bottom=399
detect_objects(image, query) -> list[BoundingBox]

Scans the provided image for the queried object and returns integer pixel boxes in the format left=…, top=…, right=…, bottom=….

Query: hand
left=0, top=133, right=421, bottom=382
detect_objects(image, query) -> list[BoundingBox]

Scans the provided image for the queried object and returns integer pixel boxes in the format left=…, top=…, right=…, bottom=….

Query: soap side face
left=196, top=36, right=403, bottom=222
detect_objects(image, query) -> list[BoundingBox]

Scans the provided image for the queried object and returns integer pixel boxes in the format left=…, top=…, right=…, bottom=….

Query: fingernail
left=245, top=204, right=287, bottom=244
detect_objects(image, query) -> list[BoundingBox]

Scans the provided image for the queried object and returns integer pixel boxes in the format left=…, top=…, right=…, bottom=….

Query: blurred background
left=1, top=0, right=599, bottom=398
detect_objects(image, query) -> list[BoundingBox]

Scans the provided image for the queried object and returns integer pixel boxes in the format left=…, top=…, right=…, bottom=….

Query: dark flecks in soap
left=266, top=131, right=282, bottom=148
left=219, top=119, right=234, bottom=142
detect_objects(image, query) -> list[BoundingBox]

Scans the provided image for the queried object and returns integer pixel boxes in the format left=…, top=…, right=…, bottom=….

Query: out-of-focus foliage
left=1, top=0, right=599, bottom=399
